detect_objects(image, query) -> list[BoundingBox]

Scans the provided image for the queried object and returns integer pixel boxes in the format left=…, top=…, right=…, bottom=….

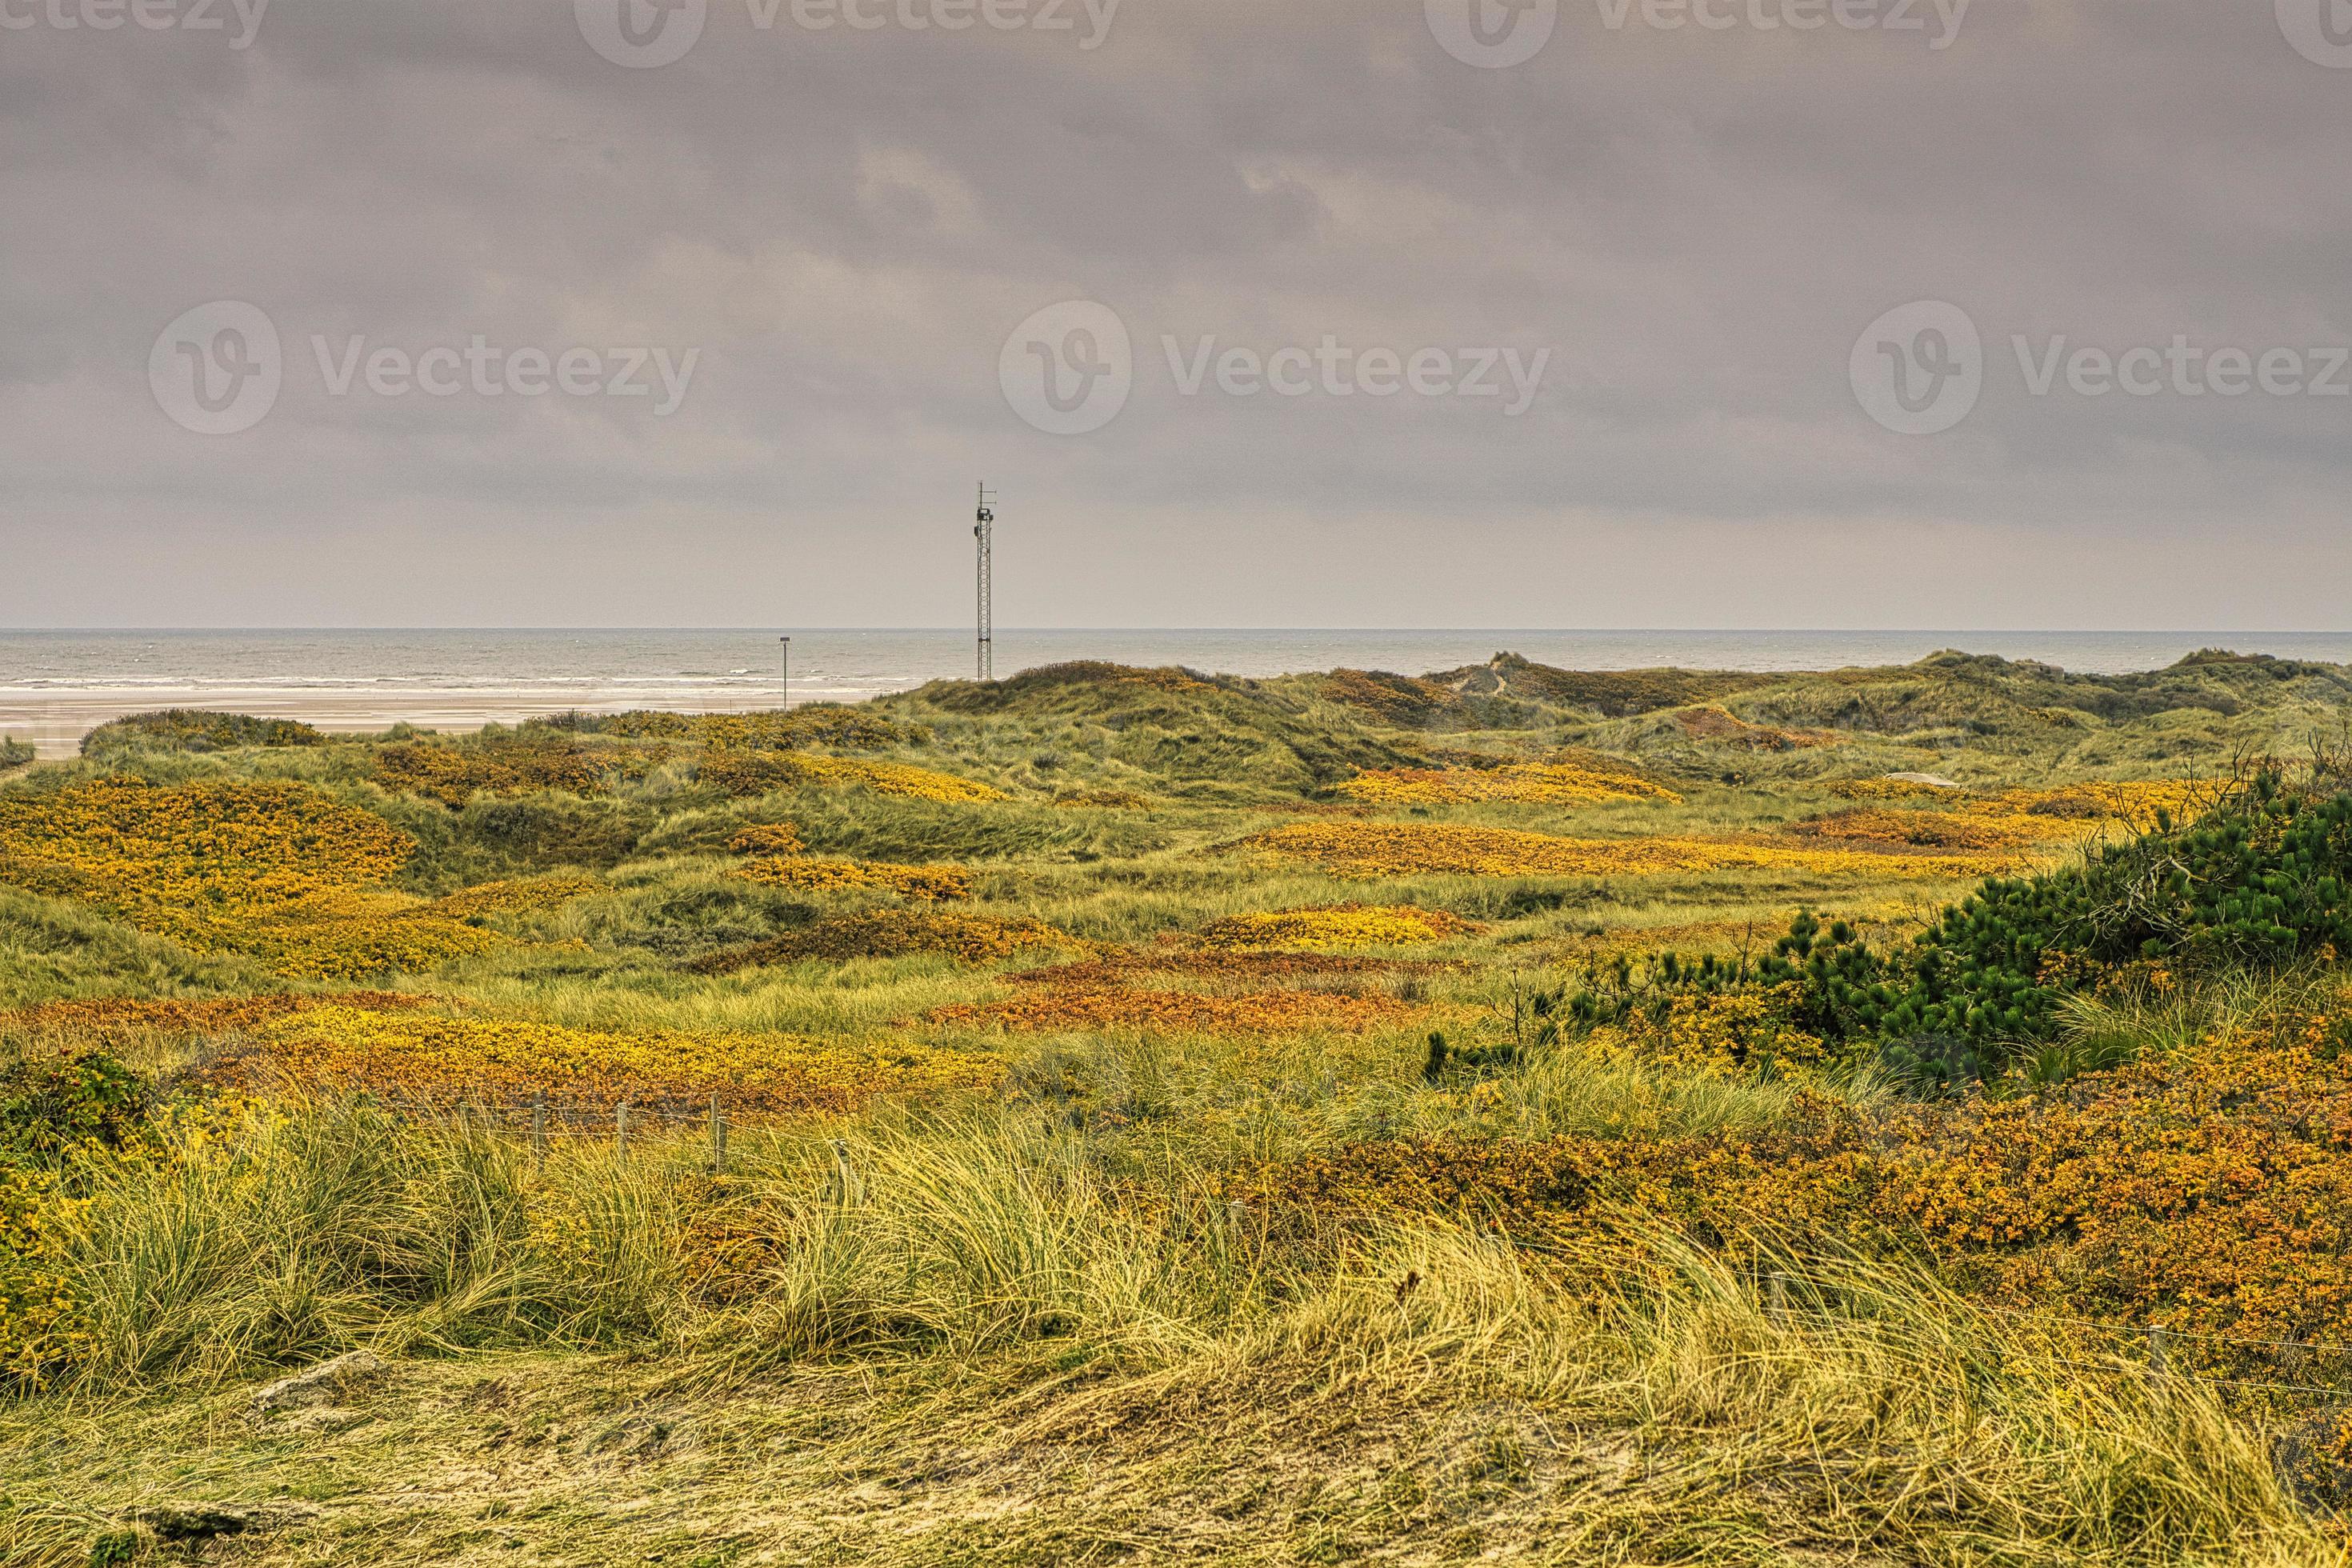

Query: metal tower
left=974, top=483, right=995, bottom=682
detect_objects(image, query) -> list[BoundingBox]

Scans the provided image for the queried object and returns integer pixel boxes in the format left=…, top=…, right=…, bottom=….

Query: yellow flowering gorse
left=1337, top=756, right=1679, bottom=806
left=209, top=1005, right=1002, bottom=1120
left=1192, top=904, right=1476, bottom=950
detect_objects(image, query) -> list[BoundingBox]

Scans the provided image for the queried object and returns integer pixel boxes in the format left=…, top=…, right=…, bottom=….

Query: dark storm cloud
left=2, top=0, right=2348, bottom=629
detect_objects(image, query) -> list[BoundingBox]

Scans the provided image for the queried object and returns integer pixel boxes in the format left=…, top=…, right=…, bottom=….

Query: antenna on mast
left=974, top=482, right=995, bottom=682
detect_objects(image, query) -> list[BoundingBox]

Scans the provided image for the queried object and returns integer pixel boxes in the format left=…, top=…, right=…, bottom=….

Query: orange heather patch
left=928, top=985, right=1410, bottom=1034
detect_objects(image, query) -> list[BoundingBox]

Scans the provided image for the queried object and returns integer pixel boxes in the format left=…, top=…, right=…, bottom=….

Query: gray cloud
left=4, top=0, right=2349, bottom=629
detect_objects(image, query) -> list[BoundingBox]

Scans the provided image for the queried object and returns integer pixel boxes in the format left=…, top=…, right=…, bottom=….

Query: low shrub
left=1570, top=768, right=2352, bottom=1082
left=78, top=711, right=322, bottom=757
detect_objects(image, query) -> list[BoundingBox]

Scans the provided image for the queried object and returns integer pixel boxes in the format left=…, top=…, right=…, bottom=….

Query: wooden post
left=2149, top=1326, right=2170, bottom=1376
left=531, top=1095, right=547, bottom=1164
left=710, top=1094, right=728, bottom=1174
left=617, top=1100, right=630, bottom=1156
left=1768, top=1271, right=1789, bottom=1325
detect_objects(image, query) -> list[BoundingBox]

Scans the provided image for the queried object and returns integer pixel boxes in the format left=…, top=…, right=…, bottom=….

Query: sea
left=5, top=628, right=2350, bottom=758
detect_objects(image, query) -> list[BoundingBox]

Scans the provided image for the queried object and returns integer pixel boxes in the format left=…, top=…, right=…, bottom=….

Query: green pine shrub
left=1570, top=767, right=2352, bottom=1085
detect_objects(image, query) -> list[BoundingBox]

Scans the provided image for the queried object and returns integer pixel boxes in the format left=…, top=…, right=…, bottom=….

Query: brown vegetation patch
left=1671, top=705, right=1838, bottom=751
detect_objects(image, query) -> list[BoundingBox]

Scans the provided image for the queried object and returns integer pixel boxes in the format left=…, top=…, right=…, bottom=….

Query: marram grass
left=1, top=1098, right=2336, bottom=1566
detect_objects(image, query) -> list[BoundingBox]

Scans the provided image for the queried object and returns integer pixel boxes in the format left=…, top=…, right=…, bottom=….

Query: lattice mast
left=974, top=483, right=996, bottom=682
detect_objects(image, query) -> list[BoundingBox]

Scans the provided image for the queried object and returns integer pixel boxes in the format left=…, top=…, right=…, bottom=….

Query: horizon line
left=5, top=627, right=2347, bottom=638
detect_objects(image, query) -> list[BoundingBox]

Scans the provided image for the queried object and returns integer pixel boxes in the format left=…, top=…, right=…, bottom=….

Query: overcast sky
left=4, top=0, right=2349, bottom=630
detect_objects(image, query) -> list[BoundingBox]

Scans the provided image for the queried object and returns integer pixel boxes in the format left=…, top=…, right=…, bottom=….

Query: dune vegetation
left=6, top=650, right=2352, bottom=1564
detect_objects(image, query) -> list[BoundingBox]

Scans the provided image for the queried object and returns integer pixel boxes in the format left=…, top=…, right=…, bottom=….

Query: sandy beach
left=0, top=687, right=812, bottom=759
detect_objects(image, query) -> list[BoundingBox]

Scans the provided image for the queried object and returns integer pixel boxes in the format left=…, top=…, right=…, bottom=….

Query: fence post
left=530, top=1095, right=547, bottom=1163
left=1768, top=1271, right=1789, bottom=1326
left=617, top=1099, right=630, bottom=1156
left=830, top=1138, right=855, bottom=1206
left=710, top=1094, right=728, bottom=1175
left=2149, top=1325, right=2170, bottom=1377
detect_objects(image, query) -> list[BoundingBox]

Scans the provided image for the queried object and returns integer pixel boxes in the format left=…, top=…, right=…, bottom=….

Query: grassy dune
left=4, top=651, right=2351, bottom=1564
